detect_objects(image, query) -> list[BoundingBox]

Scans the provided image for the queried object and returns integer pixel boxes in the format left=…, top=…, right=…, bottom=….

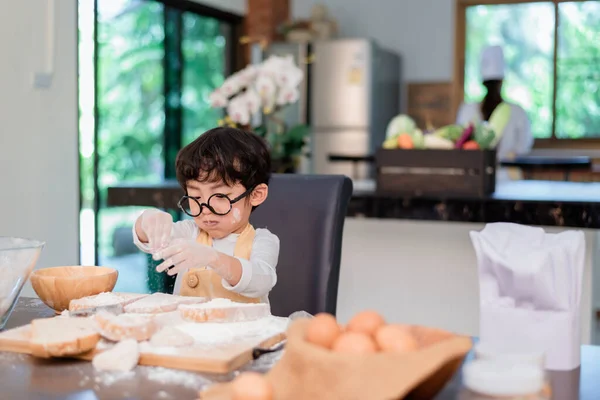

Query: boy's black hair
left=175, top=127, right=271, bottom=192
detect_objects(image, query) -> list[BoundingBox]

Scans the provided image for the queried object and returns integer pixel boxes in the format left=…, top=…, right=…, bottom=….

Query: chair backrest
left=250, top=174, right=353, bottom=317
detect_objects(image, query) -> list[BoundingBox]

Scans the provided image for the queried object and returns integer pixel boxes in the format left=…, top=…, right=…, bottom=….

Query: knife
left=69, top=303, right=124, bottom=317
left=252, top=340, right=286, bottom=360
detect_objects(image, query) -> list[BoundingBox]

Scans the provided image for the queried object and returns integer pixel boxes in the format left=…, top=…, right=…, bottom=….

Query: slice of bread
left=30, top=317, right=100, bottom=358
left=123, top=293, right=207, bottom=314
left=92, top=339, right=140, bottom=372
left=179, top=299, right=271, bottom=323
left=94, top=311, right=157, bottom=342
left=69, top=292, right=148, bottom=312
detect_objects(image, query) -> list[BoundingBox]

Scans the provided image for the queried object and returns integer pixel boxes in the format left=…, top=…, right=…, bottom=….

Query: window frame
left=157, top=0, right=245, bottom=71
left=453, top=0, right=597, bottom=147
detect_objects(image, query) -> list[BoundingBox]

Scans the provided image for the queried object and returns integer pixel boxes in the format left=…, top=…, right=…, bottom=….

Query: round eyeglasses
left=177, top=186, right=254, bottom=217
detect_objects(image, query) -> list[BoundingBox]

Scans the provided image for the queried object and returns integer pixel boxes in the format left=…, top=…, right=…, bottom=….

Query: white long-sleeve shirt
left=132, top=220, right=279, bottom=303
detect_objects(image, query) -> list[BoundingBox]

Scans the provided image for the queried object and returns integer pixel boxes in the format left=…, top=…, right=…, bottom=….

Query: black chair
left=250, top=174, right=353, bottom=317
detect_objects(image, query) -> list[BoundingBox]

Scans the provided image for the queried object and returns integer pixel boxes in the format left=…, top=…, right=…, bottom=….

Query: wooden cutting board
left=0, top=319, right=286, bottom=374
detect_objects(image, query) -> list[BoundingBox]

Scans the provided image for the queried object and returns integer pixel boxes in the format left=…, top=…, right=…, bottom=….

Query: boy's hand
left=138, top=209, right=173, bottom=251
left=154, top=239, right=220, bottom=277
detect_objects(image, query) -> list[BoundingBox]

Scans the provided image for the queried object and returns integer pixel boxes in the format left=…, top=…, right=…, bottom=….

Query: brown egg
left=346, top=310, right=386, bottom=337
left=231, top=372, right=273, bottom=400
left=305, top=313, right=342, bottom=349
left=332, top=332, right=378, bottom=354
left=375, top=324, right=419, bottom=354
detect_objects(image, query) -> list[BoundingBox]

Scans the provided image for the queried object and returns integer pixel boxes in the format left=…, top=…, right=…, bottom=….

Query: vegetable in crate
left=411, top=129, right=425, bottom=149
left=385, top=115, right=417, bottom=139
left=473, top=122, right=496, bottom=149
left=434, top=124, right=464, bottom=142
left=462, top=140, right=480, bottom=150
left=382, top=137, right=398, bottom=149
left=397, top=134, right=414, bottom=149
left=423, top=135, right=454, bottom=150
left=455, top=124, right=474, bottom=149
left=382, top=130, right=425, bottom=150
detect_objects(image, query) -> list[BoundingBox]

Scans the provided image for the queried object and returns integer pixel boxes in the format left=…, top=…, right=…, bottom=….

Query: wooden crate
left=376, top=149, right=496, bottom=198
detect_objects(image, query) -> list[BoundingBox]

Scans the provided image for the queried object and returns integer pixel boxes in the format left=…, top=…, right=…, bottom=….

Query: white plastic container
left=460, top=359, right=549, bottom=400
left=474, top=342, right=545, bottom=367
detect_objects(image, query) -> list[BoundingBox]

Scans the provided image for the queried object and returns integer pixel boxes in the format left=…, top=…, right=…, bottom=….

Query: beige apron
left=179, top=224, right=260, bottom=303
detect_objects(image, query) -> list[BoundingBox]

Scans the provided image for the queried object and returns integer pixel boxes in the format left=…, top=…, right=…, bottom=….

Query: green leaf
left=286, top=124, right=311, bottom=141
left=252, top=125, right=268, bottom=138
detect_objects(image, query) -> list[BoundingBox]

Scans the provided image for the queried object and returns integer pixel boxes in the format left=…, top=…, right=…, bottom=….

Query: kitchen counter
left=0, top=298, right=279, bottom=400
left=108, top=179, right=600, bottom=229
left=1, top=298, right=598, bottom=399
left=350, top=180, right=600, bottom=228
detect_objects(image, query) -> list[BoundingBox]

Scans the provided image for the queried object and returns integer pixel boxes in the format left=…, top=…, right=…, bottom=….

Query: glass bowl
left=0, top=237, right=45, bottom=330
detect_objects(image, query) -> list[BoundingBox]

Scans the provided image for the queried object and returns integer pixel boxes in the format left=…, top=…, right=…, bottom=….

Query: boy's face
left=185, top=180, right=268, bottom=239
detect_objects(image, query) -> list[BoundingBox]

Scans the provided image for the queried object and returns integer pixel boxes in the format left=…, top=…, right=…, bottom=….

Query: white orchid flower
left=221, top=75, right=243, bottom=97
left=212, top=55, right=304, bottom=115
left=237, top=65, right=259, bottom=86
left=208, top=89, right=228, bottom=108
left=243, top=88, right=261, bottom=115
left=276, top=86, right=300, bottom=106
left=260, top=55, right=286, bottom=77
left=226, top=94, right=251, bottom=125
left=275, top=65, right=304, bottom=89
left=255, top=74, right=277, bottom=102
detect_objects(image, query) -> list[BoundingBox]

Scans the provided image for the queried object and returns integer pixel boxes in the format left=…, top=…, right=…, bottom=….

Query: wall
left=194, top=0, right=455, bottom=84
left=292, top=0, right=455, bottom=108
left=0, top=0, right=79, bottom=296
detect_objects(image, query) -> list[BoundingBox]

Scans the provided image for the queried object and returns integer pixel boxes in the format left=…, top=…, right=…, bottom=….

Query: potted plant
left=208, top=55, right=310, bottom=173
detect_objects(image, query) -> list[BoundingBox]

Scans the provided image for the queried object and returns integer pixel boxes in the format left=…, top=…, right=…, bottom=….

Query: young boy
left=132, top=127, right=279, bottom=304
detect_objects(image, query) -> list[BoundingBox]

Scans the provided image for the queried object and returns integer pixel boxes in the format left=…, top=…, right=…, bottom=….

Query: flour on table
left=92, top=370, right=136, bottom=386
left=144, top=366, right=213, bottom=390
left=150, top=326, right=195, bottom=348
left=140, top=316, right=288, bottom=353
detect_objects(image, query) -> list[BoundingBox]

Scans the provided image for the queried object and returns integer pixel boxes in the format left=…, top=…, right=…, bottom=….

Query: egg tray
left=200, top=320, right=472, bottom=400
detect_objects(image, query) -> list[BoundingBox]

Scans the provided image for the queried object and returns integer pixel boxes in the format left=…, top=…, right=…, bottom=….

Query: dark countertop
left=350, top=180, right=600, bottom=228
left=107, top=179, right=600, bottom=229
left=499, top=155, right=592, bottom=169
left=1, top=298, right=596, bottom=399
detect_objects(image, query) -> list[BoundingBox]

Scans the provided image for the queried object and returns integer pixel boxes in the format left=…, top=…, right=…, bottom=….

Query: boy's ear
left=249, top=184, right=269, bottom=206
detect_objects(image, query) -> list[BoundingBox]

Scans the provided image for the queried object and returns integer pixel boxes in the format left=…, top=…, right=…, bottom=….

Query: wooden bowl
left=30, top=266, right=118, bottom=313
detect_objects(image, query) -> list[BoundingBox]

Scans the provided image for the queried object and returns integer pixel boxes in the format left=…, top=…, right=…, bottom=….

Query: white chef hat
left=480, top=45, right=505, bottom=81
